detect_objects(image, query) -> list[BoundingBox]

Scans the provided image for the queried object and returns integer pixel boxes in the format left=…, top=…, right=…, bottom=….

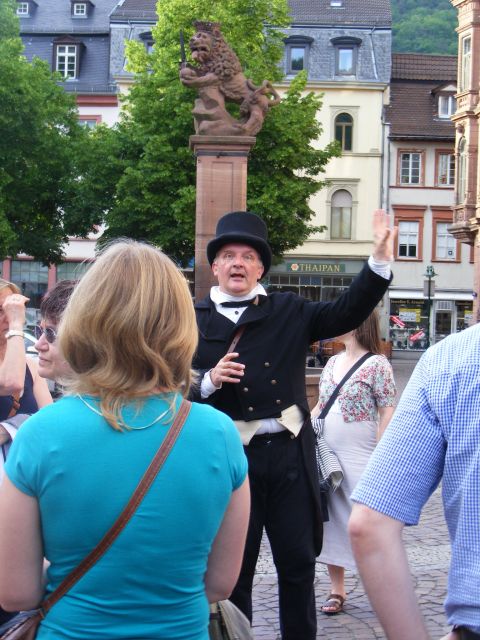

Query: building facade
left=450, top=0, right=480, bottom=322
left=264, top=0, right=393, bottom=333
left=386, top=53, right=473, bottom=351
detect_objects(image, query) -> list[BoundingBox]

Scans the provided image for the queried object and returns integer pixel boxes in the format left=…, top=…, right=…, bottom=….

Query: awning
left=389, top=290, right=473, bottom=301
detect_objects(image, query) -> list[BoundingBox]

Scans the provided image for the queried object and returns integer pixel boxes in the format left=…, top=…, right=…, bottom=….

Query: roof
left=392, top=53, right=457, bottom=81
left=19, top=0, right=119, bottom=34
left=387, top=54, right=457, bottom=140
left=288, top=0, right=392, bottom=27
left=110, top=0, right=157, bottom=20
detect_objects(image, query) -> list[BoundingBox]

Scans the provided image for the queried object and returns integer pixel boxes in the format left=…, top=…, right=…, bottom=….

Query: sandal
left=321, top=593, right=345, bottom=615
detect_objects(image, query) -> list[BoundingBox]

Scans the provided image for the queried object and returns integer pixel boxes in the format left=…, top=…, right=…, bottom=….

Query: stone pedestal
left=190, top=135, right=256, bottom=301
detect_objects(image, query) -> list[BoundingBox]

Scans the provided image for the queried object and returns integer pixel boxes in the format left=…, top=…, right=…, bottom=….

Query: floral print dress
left=317, top=353, right=396, bottom=570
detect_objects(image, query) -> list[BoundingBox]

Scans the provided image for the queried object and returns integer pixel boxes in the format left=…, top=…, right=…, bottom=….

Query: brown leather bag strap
left=41, top=398, right=191, bottom=613
left=7, top=393, right=20, bottom=419
left=227, top=325, right=246, bottom=354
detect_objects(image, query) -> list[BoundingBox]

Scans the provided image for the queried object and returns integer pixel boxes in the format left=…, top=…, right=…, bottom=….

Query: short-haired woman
left=311, top=310, right=395, bottom=615
left=0, top=241, right=250, bottom=640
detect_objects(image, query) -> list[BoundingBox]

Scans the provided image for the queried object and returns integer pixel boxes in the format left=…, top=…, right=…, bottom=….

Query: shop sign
left=287, top=262, right=345, bottom=273
left=399, top=308, right=421, bottom=323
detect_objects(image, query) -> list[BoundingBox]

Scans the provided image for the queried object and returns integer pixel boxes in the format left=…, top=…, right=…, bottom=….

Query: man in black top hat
left=193, top=210, right=393, bottom=640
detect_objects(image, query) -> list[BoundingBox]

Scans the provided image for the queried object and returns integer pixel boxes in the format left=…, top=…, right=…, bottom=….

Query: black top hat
left=207, top=211, right=272, bottom=275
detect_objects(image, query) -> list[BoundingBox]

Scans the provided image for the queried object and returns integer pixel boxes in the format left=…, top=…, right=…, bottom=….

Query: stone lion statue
left=179, top=21, right=280, bottom=137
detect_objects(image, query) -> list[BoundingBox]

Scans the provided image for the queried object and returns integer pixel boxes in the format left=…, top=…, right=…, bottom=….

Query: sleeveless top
left=0, top=365, right=38, bottom=420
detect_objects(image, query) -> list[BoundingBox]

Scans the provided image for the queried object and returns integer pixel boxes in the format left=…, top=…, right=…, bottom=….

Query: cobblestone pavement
left=250, top=355, right=451, bottom=639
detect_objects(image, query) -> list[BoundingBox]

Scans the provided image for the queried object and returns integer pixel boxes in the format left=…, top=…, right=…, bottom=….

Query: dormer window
left=331, top=36, right=362, bottom=77
left=139, top=31, right=155, bottom=54
left=284, top=35, right=314, bottom=76
left=53, top=36, right=84, bottom=80
left=71, top=0, right=93, bottom=18
left=73, top=3, right=87, bottom=16
left=17, top=2, right=29, bottom=15
left=16, top=0, right=36, bottom=16
left=330, top=0, right=344, bottom=6
left=438, top=95, right=456, bottom=118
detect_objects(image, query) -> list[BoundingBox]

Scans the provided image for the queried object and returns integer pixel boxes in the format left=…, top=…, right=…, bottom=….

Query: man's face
left=34, top=317, right=72, bottom=382
left=212, top=243, right=264, bottom=296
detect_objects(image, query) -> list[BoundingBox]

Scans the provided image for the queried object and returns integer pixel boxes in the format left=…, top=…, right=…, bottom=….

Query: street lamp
left=424, top=265, right=437, bottom=348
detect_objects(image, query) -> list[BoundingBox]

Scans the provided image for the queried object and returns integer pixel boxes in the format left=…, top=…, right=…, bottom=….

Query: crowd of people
left=0, top=209, right=478, bottom=640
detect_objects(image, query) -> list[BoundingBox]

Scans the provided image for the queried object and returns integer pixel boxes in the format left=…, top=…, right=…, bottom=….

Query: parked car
left=24, top=331, right=57, bottom=395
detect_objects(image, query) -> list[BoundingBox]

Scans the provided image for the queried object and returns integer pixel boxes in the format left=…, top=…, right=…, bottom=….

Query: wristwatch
left=5, top=330, right=25, bottom=339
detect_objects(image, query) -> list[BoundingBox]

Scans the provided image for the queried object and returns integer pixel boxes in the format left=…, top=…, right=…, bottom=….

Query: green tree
left=0, top=0, right=91, bottom=263
left=84, top=0, right=339, bottom=265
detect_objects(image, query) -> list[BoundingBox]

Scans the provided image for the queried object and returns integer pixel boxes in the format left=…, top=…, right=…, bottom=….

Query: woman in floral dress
left=311, top=310, right=395, bottom=615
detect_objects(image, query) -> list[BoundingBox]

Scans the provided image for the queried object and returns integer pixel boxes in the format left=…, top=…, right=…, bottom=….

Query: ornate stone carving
left=179, top=21, right=280, bottom=137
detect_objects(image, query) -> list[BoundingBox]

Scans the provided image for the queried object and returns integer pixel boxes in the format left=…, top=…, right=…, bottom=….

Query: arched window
left=331, top=190, right=352, bottom=240
left=335, top=113, right=353, bottom=151
left=457, top=137, right=467, bottom=204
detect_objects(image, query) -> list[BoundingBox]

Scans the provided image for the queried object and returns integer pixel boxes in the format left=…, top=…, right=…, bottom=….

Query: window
left=330, top=190, right=352, bottom=240
left=284, top=36, right=312, bottom=76
left=57, top=261, right=91, bottom=281
left=331, top=36, right=361, bottom=77
left=11, top=260, right=48, bottom=310
left=435, top=222, right=457, bottom=261
left=330, top=0, right=344, bottom=6
left=399, top=151, right=423, bottom=185
left=398, top=221, right=419, bottom=258
left=337, top=47, right=354, bottom=74
left=16, top=2, right=29, bottom=15
left=73, top=2, right=87, bottom=16
left=53, top=37, right=84, bottom=80
left=334, top=113, right=353, bottom=151
left=436, top=152, right=455, bottom=187
left=78, top=116, right=100, bottom=129
left=289, top=46, right=306, bottom=72
left=56, top=44, right=78, bottom=79
left=438, top=94, right=456, bottom=118
left=461, top=36, right=471, bottom=92
left=457, top=138, right=467, bottom=203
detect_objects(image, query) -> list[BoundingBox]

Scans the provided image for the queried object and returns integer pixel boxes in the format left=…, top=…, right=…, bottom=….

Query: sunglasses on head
left=34, top=325, right=57, bottom=344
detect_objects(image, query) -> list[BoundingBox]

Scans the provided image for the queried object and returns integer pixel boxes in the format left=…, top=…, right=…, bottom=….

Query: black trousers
left=230, top=430, right=317, bottom=640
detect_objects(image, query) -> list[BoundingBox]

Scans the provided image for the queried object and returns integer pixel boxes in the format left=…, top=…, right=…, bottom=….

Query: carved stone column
left=190, top=135, right=256, bottom=301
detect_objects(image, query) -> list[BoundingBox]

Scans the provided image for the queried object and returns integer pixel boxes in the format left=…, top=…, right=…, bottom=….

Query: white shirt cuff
left=200, top=370, right=221, bottom=399
left=368, top=255, right=391, bottom=280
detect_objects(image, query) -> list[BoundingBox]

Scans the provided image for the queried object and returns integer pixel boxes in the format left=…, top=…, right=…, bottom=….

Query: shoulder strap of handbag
left=225, top=295, right=261, bottom=354
left=7, top=393, right=20, bottom=419
left=39, top=398, right=191, bottom=616
left=319, top=352, right=373, bottom=420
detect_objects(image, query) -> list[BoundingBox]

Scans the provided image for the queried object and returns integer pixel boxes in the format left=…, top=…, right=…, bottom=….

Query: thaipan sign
left=287, top=262, right=346, bottom=273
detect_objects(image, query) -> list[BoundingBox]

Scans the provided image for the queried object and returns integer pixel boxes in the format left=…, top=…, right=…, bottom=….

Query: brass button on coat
left=248, top=406, right=254, bottom=412
left=275, top=399, right=282, bottom=405
left=271, top=379, right=277, bottom=385
left=243, top=387, right=249, bottom=393
left=264, top=362, right=270, bottom=367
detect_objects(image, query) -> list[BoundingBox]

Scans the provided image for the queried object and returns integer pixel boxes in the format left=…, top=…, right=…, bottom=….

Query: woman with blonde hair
left=312, top=309, right=395, bottom=615
left=0, top=240, right=250, bottom=640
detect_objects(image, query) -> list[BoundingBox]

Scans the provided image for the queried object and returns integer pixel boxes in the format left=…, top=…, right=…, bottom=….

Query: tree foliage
left=0, top=0, right=92, bottom=263
left=81, top=0, right=339, bottom=265
left=392, top=0, right=457, bottom=55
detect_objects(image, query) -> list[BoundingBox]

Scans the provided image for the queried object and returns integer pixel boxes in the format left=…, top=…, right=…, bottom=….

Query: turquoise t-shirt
left=5, top=394, right=248, bottom=640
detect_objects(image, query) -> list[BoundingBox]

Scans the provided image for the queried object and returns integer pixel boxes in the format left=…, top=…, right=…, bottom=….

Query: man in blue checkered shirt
left=349, top=323, right=480, bottom=640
